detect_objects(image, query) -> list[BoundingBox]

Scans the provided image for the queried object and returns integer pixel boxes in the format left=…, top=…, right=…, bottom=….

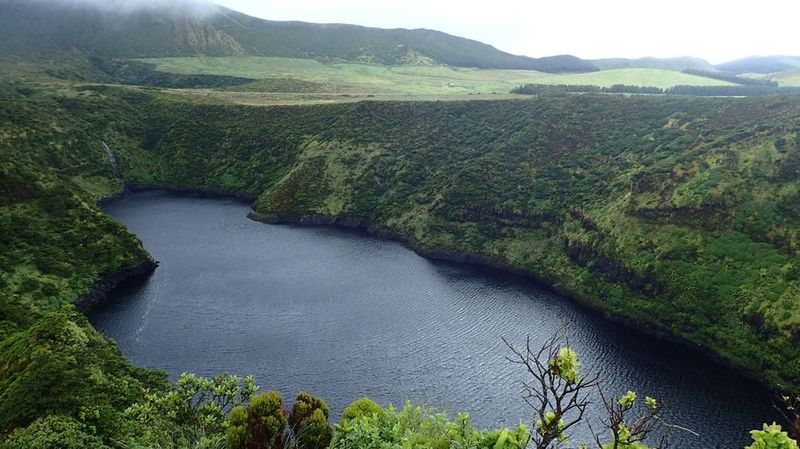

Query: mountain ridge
left=592, top=56, right=719, bottom=72
left=715, top=55, right=800, bottom=74
left=0, top=0, right=599, bottom=72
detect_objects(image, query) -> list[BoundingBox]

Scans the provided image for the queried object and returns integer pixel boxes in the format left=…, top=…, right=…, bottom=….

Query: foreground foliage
left=0, top=312, right=167, bottom=448
left=746, top=424, right=799, bottom=449
left=331, top=402, right=529, bottom=449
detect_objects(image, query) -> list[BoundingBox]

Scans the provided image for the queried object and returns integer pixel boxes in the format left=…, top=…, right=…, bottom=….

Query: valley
left=3, top=84, right=800, bottom=447
left=3, top=0, right=800, bottom=448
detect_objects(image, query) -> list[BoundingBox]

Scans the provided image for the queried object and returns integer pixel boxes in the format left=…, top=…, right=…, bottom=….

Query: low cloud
left=25, top=0, right=218, bottom=16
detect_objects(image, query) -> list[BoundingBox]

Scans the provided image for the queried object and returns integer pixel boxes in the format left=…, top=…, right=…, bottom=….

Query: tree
left=587, top=390, right=692, bottom=449
left=506, top=330, right=696, bottom=449
left=776, top=395, right=800, bottom=441
left=504, top=332, right=601, bottom=449
left=124, top=372, right=258, bottom=447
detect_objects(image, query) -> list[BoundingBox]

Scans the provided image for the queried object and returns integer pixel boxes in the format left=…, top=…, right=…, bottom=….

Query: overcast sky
left=213, top=0, right=798, bottom=63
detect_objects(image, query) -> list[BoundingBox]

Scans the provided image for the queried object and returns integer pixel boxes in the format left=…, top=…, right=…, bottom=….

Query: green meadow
left=775, top=69, right=800, bottom=86
left=140, top=56, right=733, bottom=95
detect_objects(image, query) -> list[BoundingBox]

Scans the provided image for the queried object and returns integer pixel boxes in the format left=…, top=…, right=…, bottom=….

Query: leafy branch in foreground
left=125, top=373, right=258, bottom=446
left=746, top=423, right=799, bottom=449
left=506, top=330, right=700, bottom=449
left=588, top=390, right=697, bottom=449
left=776, top=394, right=800, bottom=441
left=504, top=333, right=601, bottom=449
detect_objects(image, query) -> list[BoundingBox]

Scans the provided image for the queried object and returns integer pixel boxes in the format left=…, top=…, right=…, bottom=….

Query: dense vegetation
left=4, top=79, right=800, bottom=447
left=682, top=69, right=779, bottom=87
left=667, top=85, right=800, bottom=96
left=3, top=3, right=800, bottom=448
left=0, top=0, right=596, bottom=72
left=512, top=83, right=800, bottom=96
left=108, top=89, right=800, bottom=391
left=88, top=57, right=255, bottom=89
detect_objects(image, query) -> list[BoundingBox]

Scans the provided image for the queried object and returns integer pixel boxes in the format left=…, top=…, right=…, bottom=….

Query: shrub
left=290, top=392, right=332, bottom=449
left=295, top=408, right=333, bottom=449
left=225, top=406, right=247, bottom=449
left=746, top=423, right=799, bottom=449
left=289, top=392, right=330, bottom=428
left=125, top=372, right=258, bottom=442
left=341, top=397, right=384, bottom=422
left=0, top=415, right=109, bottom=449
left=331, top=401, right=528, bottom=449
left=247, top=391, right=286, bottom=449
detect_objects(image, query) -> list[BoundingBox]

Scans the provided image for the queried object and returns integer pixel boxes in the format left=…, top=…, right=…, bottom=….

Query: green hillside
left=716, top=56, right=800, bottom=74
left=4, top=83, right=800, bottom=385
left=119, top=92, right=800, bottom=394
left=0, top=0, right=596, bottom=72
left=3, top=76, right=800, bottom=447
left=773, top=69, right=800, bottom=87
left=592, top=56, right=719, bottom=72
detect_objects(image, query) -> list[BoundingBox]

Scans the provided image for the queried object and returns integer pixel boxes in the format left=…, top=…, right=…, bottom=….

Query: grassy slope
left=774, top=69, right=800, bottom=87
left=0, top=86, right=157, bottom=331
left=141, top=57, right=734, bottom=94
left=592, top=56, right=719, bottom=72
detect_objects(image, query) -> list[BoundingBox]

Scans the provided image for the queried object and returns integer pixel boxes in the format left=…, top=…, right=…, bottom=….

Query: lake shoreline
left=90, top=189, right=785, bottom=446
left=250, top=210, right=776, bottom=395
left=99, top=184, right=258, bottom=206
left=76, top=258, right=159, bottom=313
left=97, top=186, right=779, bottom=395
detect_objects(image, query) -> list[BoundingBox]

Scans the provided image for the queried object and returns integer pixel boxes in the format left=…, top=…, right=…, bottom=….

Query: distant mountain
left=715, top=56, right=800, bottom=74
left=592, top=56, right=718, bottom=72
left=0, top=0, right=598, bottom=73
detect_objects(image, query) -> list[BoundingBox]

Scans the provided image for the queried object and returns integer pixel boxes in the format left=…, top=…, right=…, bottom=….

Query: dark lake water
left=90, top=191, right=780, bottom=448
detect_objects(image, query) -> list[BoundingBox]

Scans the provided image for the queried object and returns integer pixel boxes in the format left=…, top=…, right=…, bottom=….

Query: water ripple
left=89, top=191, right=780, bottom=449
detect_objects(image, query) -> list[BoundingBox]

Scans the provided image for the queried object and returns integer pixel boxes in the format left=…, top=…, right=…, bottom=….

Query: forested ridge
left=3, top=82, right=800, bottom=447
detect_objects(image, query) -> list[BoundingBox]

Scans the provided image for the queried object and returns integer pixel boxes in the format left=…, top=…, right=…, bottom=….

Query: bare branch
left=505, top=329, right=600, bottom=449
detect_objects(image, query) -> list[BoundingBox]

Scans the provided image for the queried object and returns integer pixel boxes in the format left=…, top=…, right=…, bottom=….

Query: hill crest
left=0, top=0, right=598, bottom=72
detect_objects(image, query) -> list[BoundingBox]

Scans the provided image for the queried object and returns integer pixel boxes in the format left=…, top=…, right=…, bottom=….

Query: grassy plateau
left=140, top=57, right=734, bottom=95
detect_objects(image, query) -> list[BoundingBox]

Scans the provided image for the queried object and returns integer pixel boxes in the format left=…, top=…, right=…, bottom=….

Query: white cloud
left=28, top=0, right=217, bottom=15
left=32, top=0, right=799, bottom=62
left=213, top=0, right=800, bottom=63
